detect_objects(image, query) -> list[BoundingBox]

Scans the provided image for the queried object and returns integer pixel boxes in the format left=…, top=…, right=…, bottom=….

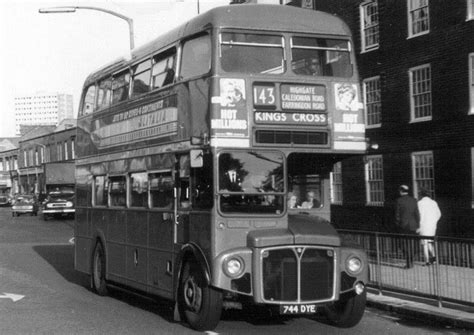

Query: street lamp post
left=39, top=6, right=135, bottom=51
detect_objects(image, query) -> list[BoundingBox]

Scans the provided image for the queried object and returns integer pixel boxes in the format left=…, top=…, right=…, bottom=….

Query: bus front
left=200, top=8, right=368, bottom=330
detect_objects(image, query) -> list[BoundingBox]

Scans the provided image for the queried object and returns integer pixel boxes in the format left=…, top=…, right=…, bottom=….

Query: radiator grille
left=262, top=247, right=335, bottom=302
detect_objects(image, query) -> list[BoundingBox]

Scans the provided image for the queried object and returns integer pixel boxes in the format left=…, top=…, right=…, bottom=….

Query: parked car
left=11, top=195, right=39, bottom=216
left=0, top=195, right=11, bottom=207
left=42, top=190, right=75, bottom=220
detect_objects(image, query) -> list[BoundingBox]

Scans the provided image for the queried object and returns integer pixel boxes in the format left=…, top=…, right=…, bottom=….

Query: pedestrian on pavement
left=416, top=188, right=441, bottom=266
left=395, top=184, right=420, bottom=268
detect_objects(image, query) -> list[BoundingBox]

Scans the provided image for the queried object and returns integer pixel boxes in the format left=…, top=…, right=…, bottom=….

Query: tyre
left=91, top=242, right=108, bottom=296
left=43, top=214, right=48, bottom=221
left=323, top=290, right=366, bottom=328
left=177, top=260, right=223, bottom=331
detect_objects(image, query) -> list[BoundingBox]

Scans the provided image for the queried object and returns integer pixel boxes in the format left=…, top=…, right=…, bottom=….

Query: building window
left=470, top=53, right=474, bottom=114
left=409, top=64, right=432, bottom=121
left=64, top=142, right=68, bottom=160
left=408, top=0, right=430, bottom=37
left=468, top=0, right=474, bottom=20
left=45, top=145, right=50, bottom=163
left=57, top=143, right=63, bottom=161
left=40, top=147, right=44, bottom=164
left=412, top=151, right=434, bottom=198
left=365, top=155, right=384, bottom=205
left=330, top=162, right=343, bottom=204
left=360, top=1, right=379, bottom=52
left=71, top=138, right=75, bottom=159
left=363, top=76, right=381, bottom=127
left=471, top=148, right=474, bottom=207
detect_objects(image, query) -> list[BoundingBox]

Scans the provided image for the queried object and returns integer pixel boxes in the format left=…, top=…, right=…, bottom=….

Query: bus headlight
left=65, top=201, right=73, bottom=207
left=223, top=257, right=244, bottom=278
left=346, top=256, right=362, bottom=275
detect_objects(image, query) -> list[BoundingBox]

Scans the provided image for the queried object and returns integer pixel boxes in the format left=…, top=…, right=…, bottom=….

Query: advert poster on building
left=211, top=78, right=249, bottom=139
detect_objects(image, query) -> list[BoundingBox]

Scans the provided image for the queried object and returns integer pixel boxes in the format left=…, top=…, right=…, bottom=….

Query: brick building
left=18, top=120, right=76, bottom=196
left=307, top=1, right=474, bottom=237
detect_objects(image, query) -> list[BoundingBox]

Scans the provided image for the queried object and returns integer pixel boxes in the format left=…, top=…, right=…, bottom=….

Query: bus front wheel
left=178, top=260, right=223, bottom=331
left=323, top=290, right=366, bottom=328
left=91, top=242, right=108, bottom=296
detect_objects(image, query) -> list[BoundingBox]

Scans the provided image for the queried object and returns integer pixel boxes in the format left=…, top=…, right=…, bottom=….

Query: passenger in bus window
left=287, top=193, right=298, bottom=209
left=162, top=67, right=175, bottom=86
left=297, top=57, right=322, bottom=76
left=301, top=191, right=321, bottom=209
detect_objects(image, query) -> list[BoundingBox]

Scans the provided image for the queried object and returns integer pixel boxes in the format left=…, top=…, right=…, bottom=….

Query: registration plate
left=280, top=304, right=317, bottom=314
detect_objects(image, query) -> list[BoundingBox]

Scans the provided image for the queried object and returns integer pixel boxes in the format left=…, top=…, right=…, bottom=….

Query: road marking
left=0, top=293, right=24, bottom=302
left=69, top=237, right=75, bottom=244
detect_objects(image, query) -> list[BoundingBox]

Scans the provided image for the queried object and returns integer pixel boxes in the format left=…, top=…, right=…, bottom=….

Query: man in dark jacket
left=395, top=185, right=420, bottom=268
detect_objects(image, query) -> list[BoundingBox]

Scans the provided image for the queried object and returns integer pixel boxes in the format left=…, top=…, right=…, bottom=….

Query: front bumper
left=43, top=208, right=75, bottom=214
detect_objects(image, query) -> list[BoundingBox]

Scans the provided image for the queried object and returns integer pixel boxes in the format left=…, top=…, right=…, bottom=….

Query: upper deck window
left=112, top=71, right=130, bottom=104
left=220, top=32, right=285, bottom=74
left=180, top=34, right=211, bottom=79
left=291, top=37, right=352, bottom=78
left=97, top=78, right=112, bottom=110
left=152, top=49, right=176, bottom=88
left=80, top=85, right=96, bottom=116
left=132, top=59, right=151, bottom=97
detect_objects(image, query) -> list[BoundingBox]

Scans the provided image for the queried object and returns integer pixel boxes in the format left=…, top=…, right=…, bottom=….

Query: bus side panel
left=125, top=210, right=148, bottom=291
left=104, top=209, right=127, bottom=284
left=179, top=212, right=212, bottom=265
left=74, top=207, right=92, bottom=274
left=147, top=211, right=175, bottom=298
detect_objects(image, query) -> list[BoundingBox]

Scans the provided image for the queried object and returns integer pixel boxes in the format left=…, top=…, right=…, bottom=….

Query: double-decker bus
left=75, top=4, right=368, bottom=331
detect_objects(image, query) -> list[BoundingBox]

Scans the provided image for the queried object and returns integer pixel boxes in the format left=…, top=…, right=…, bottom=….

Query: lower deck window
left=109, top=176, right=126, bottom=207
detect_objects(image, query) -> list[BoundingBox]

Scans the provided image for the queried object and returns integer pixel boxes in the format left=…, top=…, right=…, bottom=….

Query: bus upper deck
left=77, top=4, right=365, bottom=158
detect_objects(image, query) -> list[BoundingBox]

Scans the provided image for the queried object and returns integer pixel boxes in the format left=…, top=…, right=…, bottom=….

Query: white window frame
left=363, top=76, right=382, bottom=127
left=407, top=0, right=430, bottom=38
left=412, top=151, right=435, bottom=199
left=71, top=138, right=75, bottom=159
left=468, top=0, right=474, bottom=20
left=470, top=53, right=474, bottom=114
left=365, top=155, right=385, bottom=206
left=330, top=162, right=343, bottom=205
left=360, top=1, right=379, bottom=52
left=64, top=142, right=69, bottom=161
left=409, top=64, right=432, bottom=122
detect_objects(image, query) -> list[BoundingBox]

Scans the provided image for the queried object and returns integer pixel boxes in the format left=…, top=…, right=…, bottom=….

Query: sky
left=0, top=0, right=228, bottom=138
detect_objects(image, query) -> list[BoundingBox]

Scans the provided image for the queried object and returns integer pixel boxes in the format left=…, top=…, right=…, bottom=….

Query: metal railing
left=338, top=230, right=474, bottom=308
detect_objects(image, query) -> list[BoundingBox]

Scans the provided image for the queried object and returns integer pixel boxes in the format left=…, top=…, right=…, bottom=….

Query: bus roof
left=83, top=4, right=351, bottom=85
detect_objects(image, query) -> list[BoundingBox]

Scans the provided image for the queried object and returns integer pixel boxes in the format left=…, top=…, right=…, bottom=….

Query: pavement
left=367, top=291, right=474, bottom=330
